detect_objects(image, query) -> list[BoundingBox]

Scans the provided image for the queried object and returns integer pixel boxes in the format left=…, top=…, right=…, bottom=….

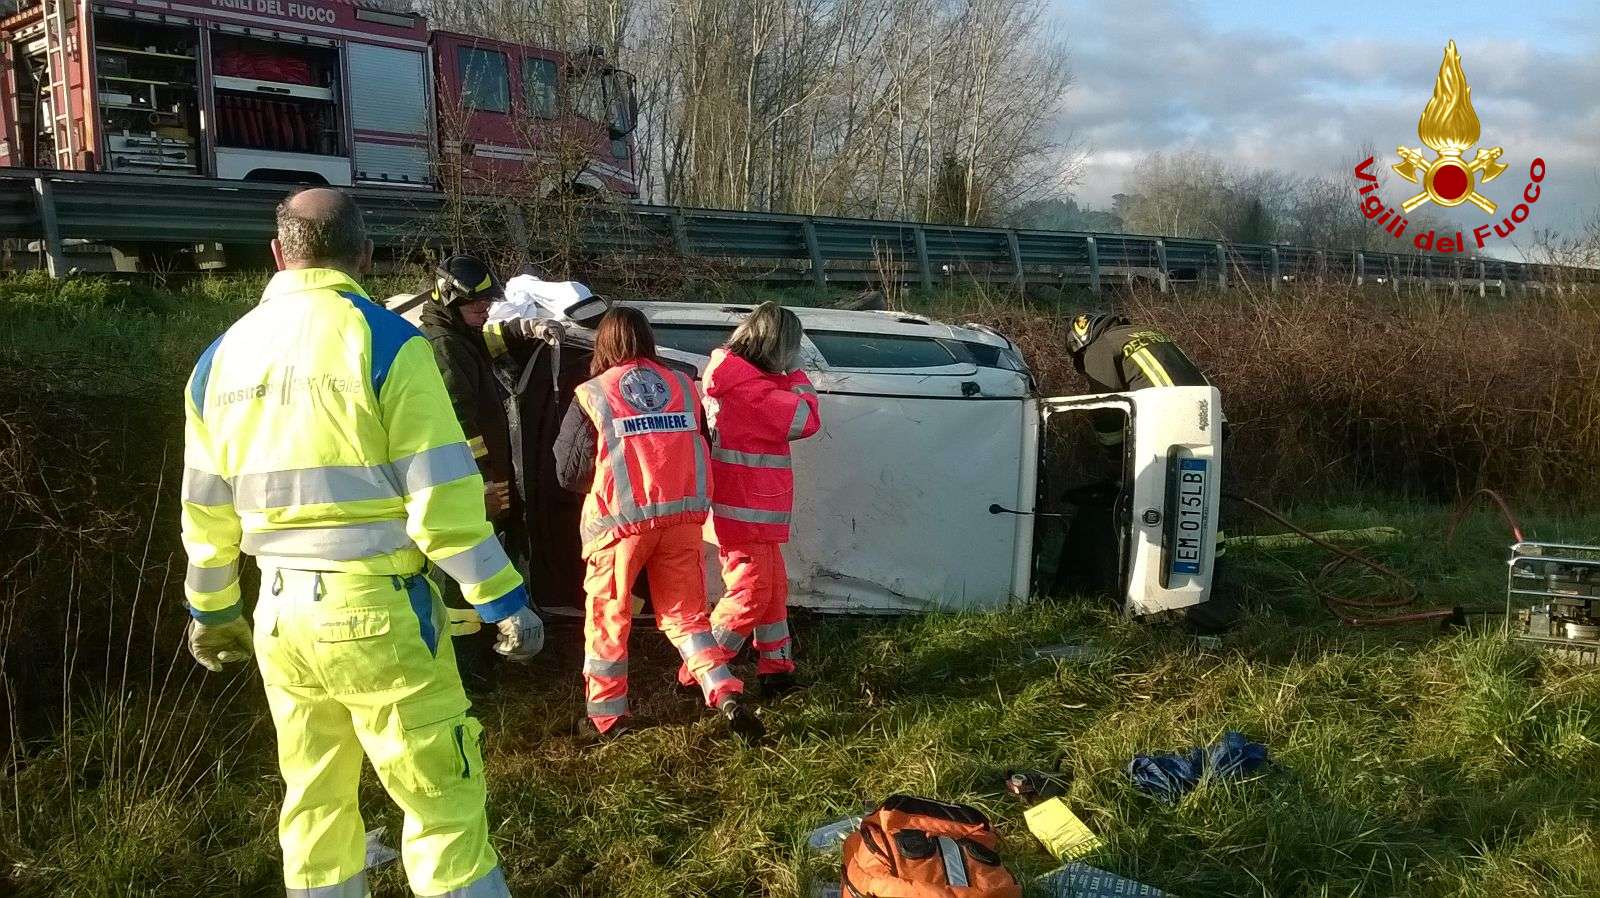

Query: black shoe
left=756, top=672, right=799, bottom=698
left=675, top=679, right=703, bottom=699
left=718, top=696, right=766, bottom=746
left=575, top=717, right=632, bottom=744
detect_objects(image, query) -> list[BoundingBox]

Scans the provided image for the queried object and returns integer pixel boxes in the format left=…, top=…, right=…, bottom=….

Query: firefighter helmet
left=433, top=255, right=502, bottom=307
left=1066, top=312, right=1125, bottom=355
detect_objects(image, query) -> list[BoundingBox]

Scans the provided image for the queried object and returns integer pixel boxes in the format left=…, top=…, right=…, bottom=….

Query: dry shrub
left=932, top=285, right=1600, bottom=504
left=0, top=362, right=168, bottom=758
left=428, top=113, right=741, bottom=300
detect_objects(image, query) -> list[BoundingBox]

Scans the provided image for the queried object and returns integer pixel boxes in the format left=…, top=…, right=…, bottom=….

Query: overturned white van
left=393, top=294, right=1222, bottom=618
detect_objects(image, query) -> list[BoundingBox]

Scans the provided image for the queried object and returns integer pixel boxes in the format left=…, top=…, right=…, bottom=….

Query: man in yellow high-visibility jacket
left=180, top=188, right=542, bottom=898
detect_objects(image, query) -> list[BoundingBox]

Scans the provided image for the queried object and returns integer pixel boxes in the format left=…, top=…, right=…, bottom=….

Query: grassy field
left=2, top=275, right=1600, bottom=896
left=4, top=500, right=1599, bottom=897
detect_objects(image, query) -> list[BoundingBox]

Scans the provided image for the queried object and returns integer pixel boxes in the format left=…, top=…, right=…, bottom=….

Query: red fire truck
left=0, top=0, right=639, bottom=194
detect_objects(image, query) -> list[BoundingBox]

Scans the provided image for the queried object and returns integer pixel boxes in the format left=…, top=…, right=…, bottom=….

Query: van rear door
left=1036, top=386, right=1222, bottom=617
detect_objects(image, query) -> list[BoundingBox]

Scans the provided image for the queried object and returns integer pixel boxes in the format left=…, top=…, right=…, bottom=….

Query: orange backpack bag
left=841, top=795, right=1022, bottom=898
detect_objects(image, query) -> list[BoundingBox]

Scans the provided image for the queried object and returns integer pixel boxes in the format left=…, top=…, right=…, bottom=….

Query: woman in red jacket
left=555, top=308, right=761, bottom=744
left=680, top=302, right=821, bottom=695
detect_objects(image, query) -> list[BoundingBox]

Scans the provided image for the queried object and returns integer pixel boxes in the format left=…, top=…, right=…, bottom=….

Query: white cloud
left=1052, top=0, right=1600, bottom=245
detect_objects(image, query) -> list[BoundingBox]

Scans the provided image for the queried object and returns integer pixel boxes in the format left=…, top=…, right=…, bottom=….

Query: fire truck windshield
left=571, top=68, right=607, bottom=125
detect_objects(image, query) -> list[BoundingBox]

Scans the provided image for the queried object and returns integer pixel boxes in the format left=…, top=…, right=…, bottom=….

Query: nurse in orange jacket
left=554, top=307, right=763, bottom=744
left=680, top=302, right=821, bottom=696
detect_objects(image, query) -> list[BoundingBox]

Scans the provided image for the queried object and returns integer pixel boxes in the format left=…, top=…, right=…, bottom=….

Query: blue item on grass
left=1127, top=730, right=1269, bottom=803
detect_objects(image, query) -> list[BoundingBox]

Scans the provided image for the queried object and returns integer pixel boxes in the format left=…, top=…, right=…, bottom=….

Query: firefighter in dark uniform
left=416, top=256, right=540, bottom=692
left=1066, top=312, right=1212, bottom=456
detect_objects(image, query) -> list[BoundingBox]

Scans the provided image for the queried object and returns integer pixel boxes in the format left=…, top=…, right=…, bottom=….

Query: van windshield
left=808, top=332, right=958, bottom=369
left=652, top=324, right=732, bottom=357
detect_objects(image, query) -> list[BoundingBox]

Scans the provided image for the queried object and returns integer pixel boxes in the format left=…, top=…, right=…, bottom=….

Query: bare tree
left=1113, top=146, right=1456, bottom=250
left=1526, top=165, right=1600, bottom=272
left=414, top=0, right=1077, bottom=224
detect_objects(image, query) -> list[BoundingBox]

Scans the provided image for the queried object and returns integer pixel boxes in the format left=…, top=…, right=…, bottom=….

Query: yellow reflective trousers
left=254, top=567, right=507, bottom=898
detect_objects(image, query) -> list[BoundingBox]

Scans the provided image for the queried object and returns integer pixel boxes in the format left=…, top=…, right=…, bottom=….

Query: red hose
left=1224, top=492, right=1499, bottom=628
left=1322, top=599, right=1457, bottom=627
left=1446, top=488, right=1525, bottom=546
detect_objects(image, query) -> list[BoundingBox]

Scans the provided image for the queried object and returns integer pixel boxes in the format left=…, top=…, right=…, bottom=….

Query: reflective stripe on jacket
left=573, top=358, right=710, bottom=555
left=702, top=348, right=821, bottom=544
left=1074, top=323, right=1209, bottom=393
left=180, top=268, right=527, bottom=625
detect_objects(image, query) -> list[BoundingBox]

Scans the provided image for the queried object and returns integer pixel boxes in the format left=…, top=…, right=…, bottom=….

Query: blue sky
left=1193, top=0, right=1590, bottom=54
left=1051, top=0, right=1600, bottom=252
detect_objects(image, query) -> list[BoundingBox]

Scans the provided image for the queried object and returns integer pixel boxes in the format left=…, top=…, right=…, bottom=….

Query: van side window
left=948, top=339, right=1027, bottom=372
left=458, top=47, right=510, bottom=114
left=523, top=58, right=558, bottom=119
left=652, top=325, right=733, bottom=358
left=808, top=332, right=957, bottom=369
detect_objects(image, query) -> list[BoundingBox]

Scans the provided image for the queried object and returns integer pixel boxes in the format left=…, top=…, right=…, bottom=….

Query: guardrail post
left=1154, top=239, right=1170, bottom=293
left=1085, top=236, right=1101, bottom=296
left=1268, top=246, right=1280, bottom=292
left=33, top=177, right=66, bottom=278
left=801, top=218, right=826, bottom=290
left=1007, top=229, right=1025, bottom=291
left=1475, top=259, right=1487, bottom=298
left=1215, top=242, right=1227, bottom=289
left=669, top=210, right=691, bottom=256
left=912, top=225, right=934, bottom=292
left=1355, top=251, right=1365, bottom=287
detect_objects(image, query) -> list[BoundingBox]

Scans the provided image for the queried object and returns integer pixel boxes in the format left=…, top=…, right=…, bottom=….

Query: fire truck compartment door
left=348, top=42, right=430, bottom=183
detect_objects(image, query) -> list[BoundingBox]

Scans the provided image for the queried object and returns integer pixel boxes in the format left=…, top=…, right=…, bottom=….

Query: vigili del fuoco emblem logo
left=1353, top=39, right=1546, bottom=253
left=1392, top=39, right=1506, bottom=214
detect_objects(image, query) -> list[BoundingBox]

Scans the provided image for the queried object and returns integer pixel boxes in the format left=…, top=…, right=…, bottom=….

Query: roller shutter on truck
left=347, top=42, right=431, bottom=184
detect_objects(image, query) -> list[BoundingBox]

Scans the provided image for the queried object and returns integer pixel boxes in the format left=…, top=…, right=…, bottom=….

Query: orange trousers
left=679, top=542, right=795, bottom=686
left=583, top=522, right=742, bottom=733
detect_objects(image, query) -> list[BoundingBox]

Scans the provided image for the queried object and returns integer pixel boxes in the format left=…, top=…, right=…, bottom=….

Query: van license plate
left=1170, top=458, right=1209, bottom=576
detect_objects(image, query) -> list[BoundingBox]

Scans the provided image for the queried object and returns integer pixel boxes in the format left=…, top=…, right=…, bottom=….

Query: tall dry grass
left=0, top=357, right=271, bottom=894
left=922, top=284, right=1600, bottom=504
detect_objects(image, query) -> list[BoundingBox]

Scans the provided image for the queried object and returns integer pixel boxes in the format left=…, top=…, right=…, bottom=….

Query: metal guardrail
left=4, top=168, right=1597, bottom=293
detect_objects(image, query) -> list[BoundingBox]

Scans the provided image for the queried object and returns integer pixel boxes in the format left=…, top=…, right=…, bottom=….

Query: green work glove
left=188, top=616, right=254, bottom=672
